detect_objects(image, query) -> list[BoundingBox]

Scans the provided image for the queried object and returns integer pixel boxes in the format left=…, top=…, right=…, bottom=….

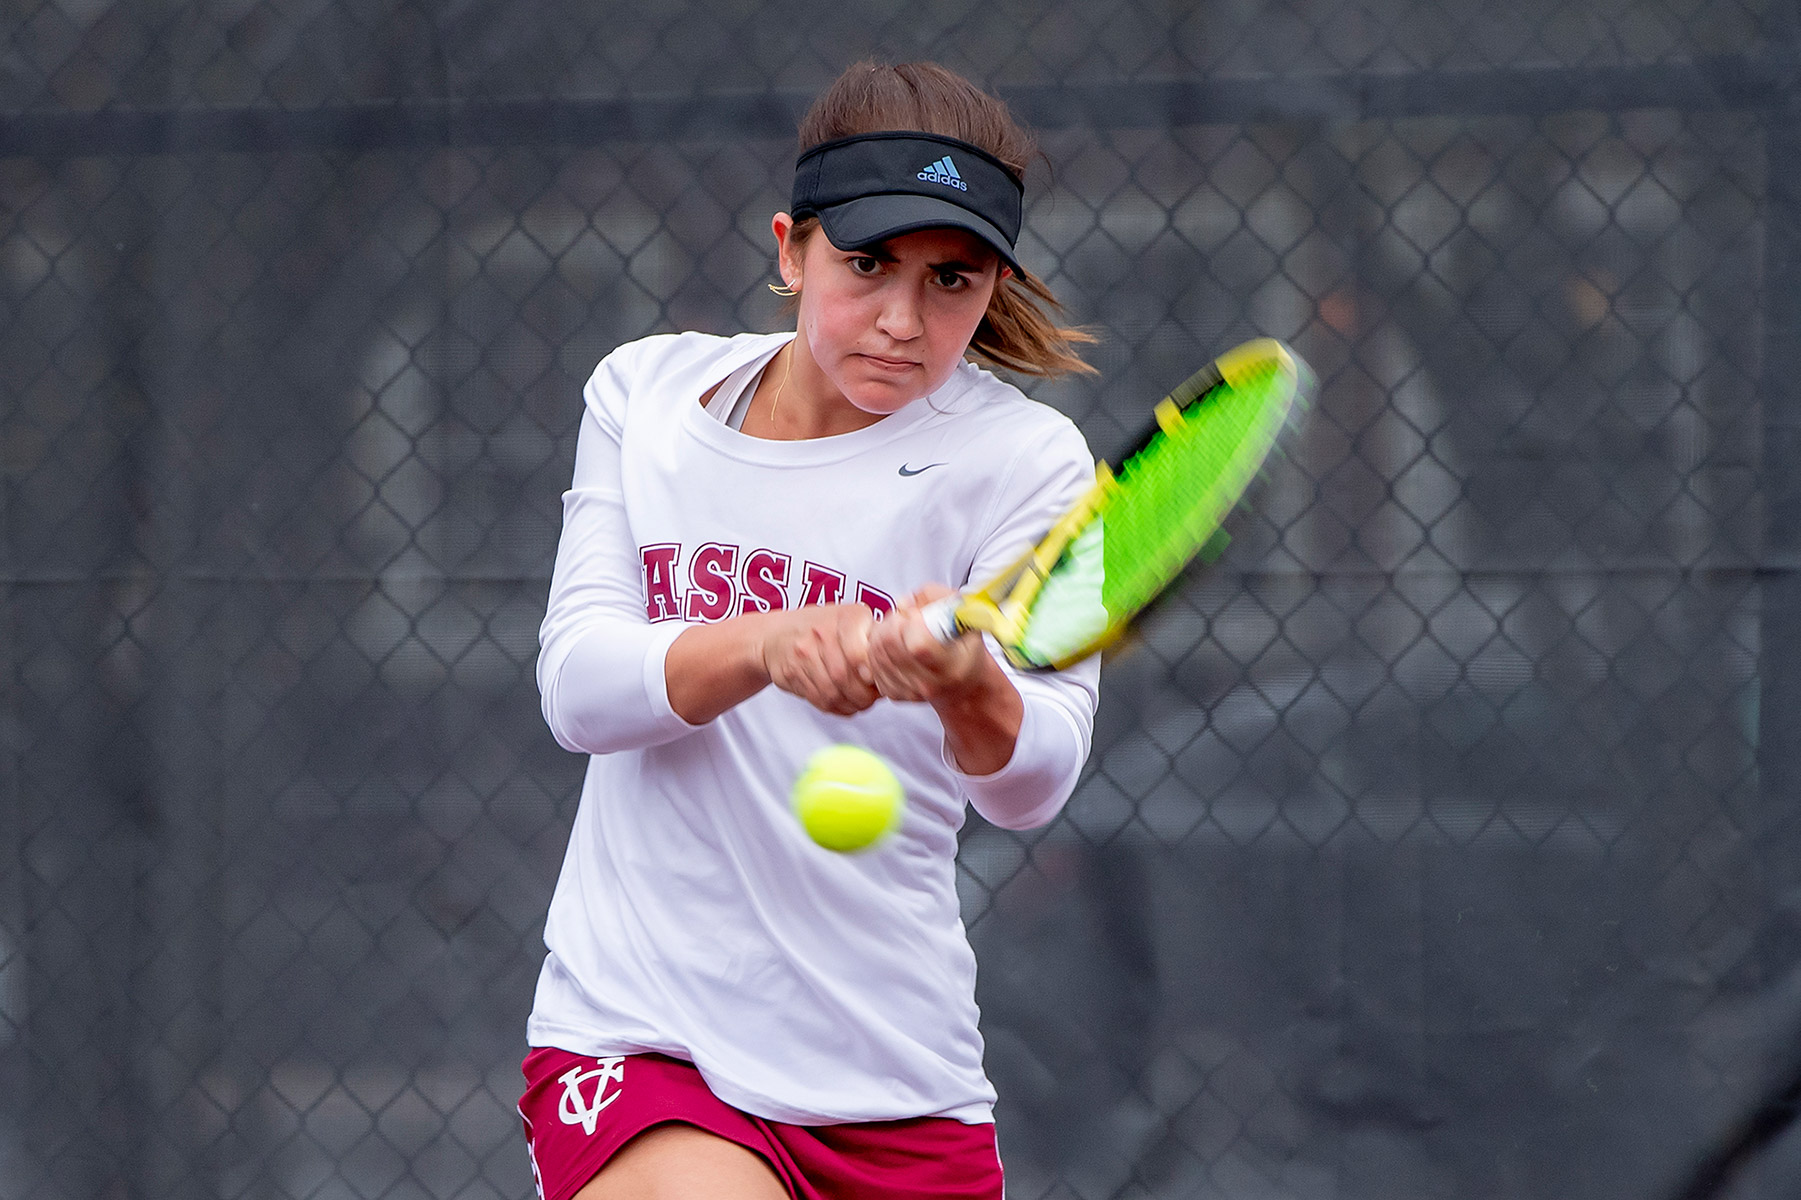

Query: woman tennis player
left=521, top=61, right=1100, bottom=1199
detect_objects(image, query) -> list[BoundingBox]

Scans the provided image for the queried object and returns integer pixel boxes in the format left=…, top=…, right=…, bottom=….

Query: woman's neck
left=742, top=338, right=889, bottom=441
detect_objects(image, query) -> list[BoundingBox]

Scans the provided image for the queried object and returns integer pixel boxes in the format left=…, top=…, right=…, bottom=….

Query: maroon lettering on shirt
left=640, top=544, right=898, bottom=622
left=641, top=544, right=682, bottom=622
left=684, top=543, right=740, bottom=623
left=798, top=562, right=846, bottom=608
left=738, top=549, right=792, bottom=615
left=855, top=583, right=895, bottom=619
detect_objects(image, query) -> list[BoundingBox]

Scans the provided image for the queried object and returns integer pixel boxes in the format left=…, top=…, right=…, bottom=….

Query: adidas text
left=917, top=156, right=969, bottom=191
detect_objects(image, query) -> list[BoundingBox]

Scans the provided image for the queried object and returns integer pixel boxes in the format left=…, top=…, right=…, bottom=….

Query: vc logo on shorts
left=557, top=1056, right=627, bottom=1135
left=917, top=156, right=968, bottom=191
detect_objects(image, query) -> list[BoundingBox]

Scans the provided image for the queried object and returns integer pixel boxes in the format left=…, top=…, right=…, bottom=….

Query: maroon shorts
left=518, top=1047, right=1005, bottom=1200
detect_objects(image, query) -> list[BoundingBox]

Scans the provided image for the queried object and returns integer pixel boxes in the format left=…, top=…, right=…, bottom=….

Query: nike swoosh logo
left=898, top=462, right=946, bottom=477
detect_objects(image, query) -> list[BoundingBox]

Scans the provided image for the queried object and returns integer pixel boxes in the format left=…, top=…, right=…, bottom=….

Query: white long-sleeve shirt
left=529, top=330, right=1099, bottom=1125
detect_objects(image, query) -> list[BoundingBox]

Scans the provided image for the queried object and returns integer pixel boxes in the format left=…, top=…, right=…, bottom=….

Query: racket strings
left=1009, top=346, right=1303, bottom=670
left=1099, top=366, right=1289, bottom=617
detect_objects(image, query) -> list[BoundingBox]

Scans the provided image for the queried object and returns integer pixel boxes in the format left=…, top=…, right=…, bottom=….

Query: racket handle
left=920, top=594, right=964, bottom=645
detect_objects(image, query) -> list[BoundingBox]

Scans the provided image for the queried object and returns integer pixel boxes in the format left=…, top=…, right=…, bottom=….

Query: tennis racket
left=921, top=337, right=1309, bottom=672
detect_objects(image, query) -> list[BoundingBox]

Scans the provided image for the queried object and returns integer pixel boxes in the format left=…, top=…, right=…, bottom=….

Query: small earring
left=768, top=280, right=798, bottom=297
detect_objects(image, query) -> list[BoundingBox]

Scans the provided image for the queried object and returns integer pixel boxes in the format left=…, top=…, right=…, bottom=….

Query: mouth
left=858, top=353, right=921, bottom=372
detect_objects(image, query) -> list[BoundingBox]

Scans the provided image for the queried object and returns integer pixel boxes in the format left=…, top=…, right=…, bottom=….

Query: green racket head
left=1011, top=339, right=1307, bottom=670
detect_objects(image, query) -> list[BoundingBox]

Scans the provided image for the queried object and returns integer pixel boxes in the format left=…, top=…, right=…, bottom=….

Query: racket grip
left=920, top=594, right=964, bottom=645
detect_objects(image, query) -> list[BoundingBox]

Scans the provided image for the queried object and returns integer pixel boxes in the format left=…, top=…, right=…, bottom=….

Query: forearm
left=664, top=614, right=774, bottom=725
left=931, top=652, right=1024, bottom=776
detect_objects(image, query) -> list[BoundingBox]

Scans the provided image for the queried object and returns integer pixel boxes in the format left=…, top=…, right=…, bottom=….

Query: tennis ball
left=792, top=744, right=904, bottom=853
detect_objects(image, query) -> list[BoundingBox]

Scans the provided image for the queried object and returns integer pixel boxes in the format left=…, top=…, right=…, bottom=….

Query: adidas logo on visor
left=916, top=156, right=968, bottom=191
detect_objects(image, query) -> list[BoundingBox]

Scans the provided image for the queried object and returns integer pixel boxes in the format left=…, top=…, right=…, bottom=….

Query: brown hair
left=789, top=61, right=1096, bottom=379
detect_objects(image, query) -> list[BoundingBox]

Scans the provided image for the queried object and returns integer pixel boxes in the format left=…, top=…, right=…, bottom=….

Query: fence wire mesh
left=4, top=2, right=1800, bottom=1199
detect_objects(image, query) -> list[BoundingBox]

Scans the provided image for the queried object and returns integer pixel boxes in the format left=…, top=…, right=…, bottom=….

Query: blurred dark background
left=3, top=2, right=1799, bottom=1197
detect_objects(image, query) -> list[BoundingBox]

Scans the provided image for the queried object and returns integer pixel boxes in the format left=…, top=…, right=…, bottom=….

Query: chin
left=839, top=374, right=929, bottom=416
left=844, top=391, right=919, bottom=416
left=847, top=367, right=957, bottom=414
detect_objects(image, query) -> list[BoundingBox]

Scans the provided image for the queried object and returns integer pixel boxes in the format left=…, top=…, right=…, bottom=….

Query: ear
left=998, top=264, right=1014, bottom=281
left=771, top=212, right=801, bottom=288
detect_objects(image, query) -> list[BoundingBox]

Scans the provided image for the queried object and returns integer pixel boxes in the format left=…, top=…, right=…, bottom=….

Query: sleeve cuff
left=946, top=697, right=1086, bottom=831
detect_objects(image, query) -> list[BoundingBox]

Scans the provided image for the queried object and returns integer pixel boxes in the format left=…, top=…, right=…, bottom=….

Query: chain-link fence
left=4, top=2, right=1800, bottom=1198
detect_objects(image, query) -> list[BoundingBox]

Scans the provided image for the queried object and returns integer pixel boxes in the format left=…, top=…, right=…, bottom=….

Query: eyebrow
left=852, top=245, right=988, bottom=273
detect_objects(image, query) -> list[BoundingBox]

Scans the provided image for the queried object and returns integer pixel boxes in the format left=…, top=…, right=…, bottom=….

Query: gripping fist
left=760, top=603, right=879, bottom=716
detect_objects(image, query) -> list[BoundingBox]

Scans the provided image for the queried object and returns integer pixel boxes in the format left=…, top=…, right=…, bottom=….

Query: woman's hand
left=759, top=603, right=880, bottom=716
left=871, top=586, right=1023, bottom=776
left=867, top=586, right=988, bottom=703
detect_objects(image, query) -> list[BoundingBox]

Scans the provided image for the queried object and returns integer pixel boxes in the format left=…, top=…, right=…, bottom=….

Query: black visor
left=790, top=132, right=1024, bottom=272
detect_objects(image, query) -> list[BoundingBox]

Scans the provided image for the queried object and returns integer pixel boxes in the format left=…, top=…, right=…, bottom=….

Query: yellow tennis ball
left=792, top=745, right=904, bottom=853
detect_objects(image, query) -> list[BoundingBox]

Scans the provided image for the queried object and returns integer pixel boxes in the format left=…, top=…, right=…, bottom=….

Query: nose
left=874, top=279, right=925, bottom=341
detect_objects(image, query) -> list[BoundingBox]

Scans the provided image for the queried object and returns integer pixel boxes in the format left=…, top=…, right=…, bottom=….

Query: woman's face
left=776, top=218, right=1005, bottom=416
